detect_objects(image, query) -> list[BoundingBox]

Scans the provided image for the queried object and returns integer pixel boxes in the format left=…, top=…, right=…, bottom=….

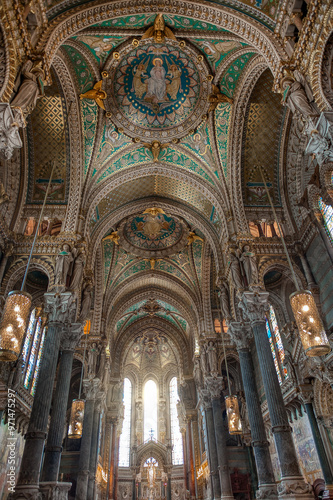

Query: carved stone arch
left=258, top=257, right=307, bottom=290
left=105, top=270, right=200, bottom=324
left=202, top=241, right=213, bottom=333
left=88, top=199, right=223, bottom=274
left=112, top=317, right=191, bottom=377
left=227, top=55, right=268, bottom=233
left=61, top=38, right=101, bottom=84
left=52, top=52, right=84, bottom=233
left=215, top=46, right=260, bottom=84
left=109, top=286, right=197, bottom=340
left=84, top=164, right=228, bottom=238
left=309, top=7, right=333, bottom=111
left=1, top=257, right=54, bottom=296
left=105, top=270, right=201, bottom=335
left=137, top=441, right=167, bottom=469
left=220, top=352, right=242, bottom=392
left=38, top=0, right=287, bottom=72
left=0, top=18, right=17, bottom=102
left=266, top=289, right=291, bottom=327
left=313, top=378, right=333, bottom=418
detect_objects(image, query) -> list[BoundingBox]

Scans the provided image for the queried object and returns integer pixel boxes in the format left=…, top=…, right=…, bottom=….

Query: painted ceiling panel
left=220, top=52, right=256, bottom=98
left=214, top=103, right=231, bottom=179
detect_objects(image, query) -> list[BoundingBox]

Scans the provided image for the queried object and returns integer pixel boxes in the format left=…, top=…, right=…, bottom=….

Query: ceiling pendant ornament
left=104, top=30, right=211, bottom=142
left=80, top=80, right=107, bottom=110
left=142, top=14, right=177, bottom=44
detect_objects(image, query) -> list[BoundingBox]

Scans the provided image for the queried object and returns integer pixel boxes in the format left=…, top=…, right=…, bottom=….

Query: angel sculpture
left=11, top=60, right=46, bottom=116
left=80, top=81, right=107, bottom=110
left=103, top=231, right=120, bottom=245
left=208, top=84, right=233, bottom=112
left=142, top=141, right=170, bottom=162
left=187, top=231, right=204, bottom=246
left=280, top=70, right=318, bottom=120
left=142, top=13, right=177, bottom=43
left=142, top=207, right=165, bottom=217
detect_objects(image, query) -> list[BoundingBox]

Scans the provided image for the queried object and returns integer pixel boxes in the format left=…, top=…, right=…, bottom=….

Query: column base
left=8, top=485, right=41, bottom=499
left=256, top=484, right=279, bottom=499
left=323, top=485, right=333, bottom=500
left=277, top=477, right=314, bottom=500
left=39, top=482, right=72, bottom=500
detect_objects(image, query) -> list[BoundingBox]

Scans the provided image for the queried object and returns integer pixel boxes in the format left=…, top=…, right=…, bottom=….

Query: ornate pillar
left=228, top=322, right=278, bottom=499
left=75, top=378, right=100, bottom=500
left=10, top=292, right=74, bottom=500
left=87, top=393, right=105, bottom=499
left=186, top=416, right=196, bottom=500
left=202, top=394, right=221, bottom=500
left=240, top=292, right=313, bottom=500
left=108, top=418, right=118, bottom=500
left=41, top=323, right=83, bottom=483
left=113, top=434, right=120, bottom=500
left=180, top=427, right=188, bottom=494
left=207, top=378, right=234, bottom=500
left=299, top=385, right=333, bottom=499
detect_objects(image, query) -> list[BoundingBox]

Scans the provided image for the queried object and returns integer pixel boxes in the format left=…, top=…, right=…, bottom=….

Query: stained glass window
left=144, top=380, right=157, bottom=441
left=119, top=378, right=132, bottom=467
left=22, top=309, right=47, bottom=395
left=319, top=197, right=333, bottom=243
left=169, top=377, right=183, bottom=465
left=265, top=305, right=288, bottom=385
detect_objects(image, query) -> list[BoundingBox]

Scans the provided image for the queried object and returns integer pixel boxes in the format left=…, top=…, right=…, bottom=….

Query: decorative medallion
left=105, top=39, right=211, bottom=141
left=118, top=210, right=189, bottom=257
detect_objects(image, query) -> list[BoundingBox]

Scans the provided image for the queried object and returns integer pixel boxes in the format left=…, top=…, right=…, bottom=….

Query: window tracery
left=119, top=377, right=132, bottom=467
left=319, top=197, right=333, bottom=244
left=265, top=305, right=288, bottom=385
left=22, top=308, right=47, bottom=396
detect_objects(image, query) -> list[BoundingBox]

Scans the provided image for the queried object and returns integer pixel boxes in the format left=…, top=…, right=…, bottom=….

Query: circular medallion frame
left=105, top=38, right=211, bottom=141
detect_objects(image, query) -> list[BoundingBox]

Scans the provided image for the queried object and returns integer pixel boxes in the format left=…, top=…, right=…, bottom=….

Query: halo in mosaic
left=105, top=39, right=210, bottom=141
left=124, top=213, right=183, bottom=250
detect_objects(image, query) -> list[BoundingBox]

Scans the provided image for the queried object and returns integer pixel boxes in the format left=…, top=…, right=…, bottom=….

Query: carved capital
left=205, top=376, right=224, bottom=399
left=60, top=323, right=83, bottom=351
left=83, top=378, right=101, bottom=401
left=298, top=383, right=314, bottom=405
left=44, top=292, right=76, bottom=324
left=239, top=291, right=269, bottom=324
left=228, top=321, right=253, bottom=350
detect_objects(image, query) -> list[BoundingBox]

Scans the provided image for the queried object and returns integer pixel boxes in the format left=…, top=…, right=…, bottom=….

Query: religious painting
left=106, top=39, right=210, bottom=141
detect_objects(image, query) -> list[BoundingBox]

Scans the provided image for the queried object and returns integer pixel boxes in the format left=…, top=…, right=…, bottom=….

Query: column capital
left=83, top=378, right=101, bottom=401
left=298, top=383, right=314, bottom=405
left=60, top=322, right=83, bottom=351
left=228, top=321, right=253, bottom=350
left=205, top=376, right=224, bottom=400
left=239, top=291, right=269, bottom=324
left=44, top=292, right=76, bottom=324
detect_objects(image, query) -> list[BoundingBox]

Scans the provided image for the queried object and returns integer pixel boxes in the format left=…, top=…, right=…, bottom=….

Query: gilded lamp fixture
left=259, top=166, right=330, bottom=357
left=68, top=325, right=88, bottom=439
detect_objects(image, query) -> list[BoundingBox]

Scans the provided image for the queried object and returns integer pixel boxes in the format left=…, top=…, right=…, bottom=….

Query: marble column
left=186, top=417, right=196, bottom=500
left=87, top=394, right=104, bottom=499
left=113, top=434, right=120, bottom=500
left=167, top=476, right=171, bottom=500
left=41, top=323, right=83, bottom=483
left=203, top=395, right=221, bottom=500
left=240, top=292, right=313, bottom=500
left=228, top=322, right=278, bottom=499
left=181, top=428, right=188, bottom=494
left=108, top=418, right=118, bottom=500
left=10, top=292, right=74, bottom=499
left=75, top=378, right=100, bottom=500
left=207, top=379, right=234, bottom=500
left=300, top=385, right=333, bottom=499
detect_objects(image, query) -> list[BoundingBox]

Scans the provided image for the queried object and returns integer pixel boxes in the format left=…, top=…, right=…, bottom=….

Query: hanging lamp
left=259, top=165, right=330, bottom=357
left=0, top=161, right=57, bottom=361
left=68, top=329, right=88, bottom=439
left=218, top=302, right=242, bottom=435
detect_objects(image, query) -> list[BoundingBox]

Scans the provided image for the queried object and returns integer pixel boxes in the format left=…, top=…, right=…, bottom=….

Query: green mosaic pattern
left=214, top=103, right=231, bottom=178
left=220, top=52, right=255, bottom=97
left=190, top=39, right=247, bottom=72
left=72, top=35, right=126, bottom=65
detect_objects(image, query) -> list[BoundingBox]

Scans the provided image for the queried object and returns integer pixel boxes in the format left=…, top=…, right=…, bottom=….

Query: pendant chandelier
left=68, top=328, right=88, bottom=439
left=218, top=304, right=242, bottom=435
left=259, top=166, right=330, bottom=357
left=0, top=161, right=56, bottom=361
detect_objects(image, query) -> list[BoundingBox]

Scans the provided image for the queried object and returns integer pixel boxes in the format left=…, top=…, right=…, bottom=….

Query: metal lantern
left=225, top=395, right=242, bottom=435
left=290, top=290, right=331, bottom=357
left=0, top=291, right=32, bottom=361
left=68, top=399, right=85, bottom=439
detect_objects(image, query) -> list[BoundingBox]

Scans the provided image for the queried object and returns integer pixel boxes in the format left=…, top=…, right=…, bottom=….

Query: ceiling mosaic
left=220, top=52, right=256, bottom=98
left=27, top=71, right=69, bottom=204
left=242, top=69, right=284, bottom=206
left=105, top=38, right=210, bottom=141
left=190, top=40, right=247, bottom=73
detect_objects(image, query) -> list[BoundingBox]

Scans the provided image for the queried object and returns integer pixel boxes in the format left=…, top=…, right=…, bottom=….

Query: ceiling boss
left=104, top=15, right=211, bottom=142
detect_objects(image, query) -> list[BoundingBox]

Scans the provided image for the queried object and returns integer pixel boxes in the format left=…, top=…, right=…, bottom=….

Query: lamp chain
left=217, top=292, right=231, bottom=396
left=78, top=332, right=88, bottom=399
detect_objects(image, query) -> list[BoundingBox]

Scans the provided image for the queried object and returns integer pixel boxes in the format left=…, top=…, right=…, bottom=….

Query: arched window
left=169, top=377, right=183, bottom=465
left=319, top=197, right=333, bottom=243
left=265, top=305, right=288, bottom=385
left=119, top=378, right=132, bottom=467
left=144, top=380, right=157, bottom=441
left=22, top=308, right=47, bottom=396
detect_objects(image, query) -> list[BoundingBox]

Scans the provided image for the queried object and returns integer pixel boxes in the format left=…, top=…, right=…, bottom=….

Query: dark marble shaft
left=238, top=348, right=276, bottom=486
left=205, top=406, right=221, bottom=500
left=305, top=403, right=333, bottom=485
left=75, top=398, right=95, bottom=500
